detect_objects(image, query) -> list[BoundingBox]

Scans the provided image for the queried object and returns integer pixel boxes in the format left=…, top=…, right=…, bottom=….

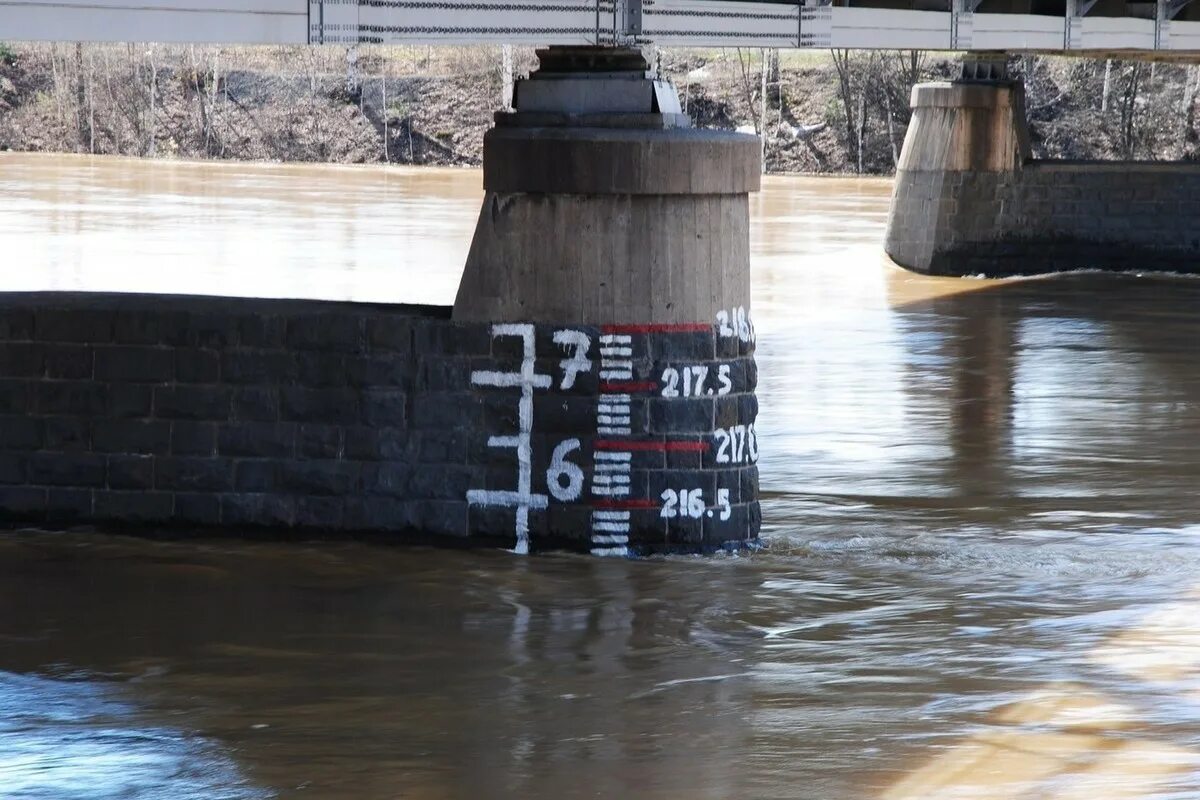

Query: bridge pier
left=886, top=62, right=1200, bottom=277
left=451, top=47, right=763, bottom=554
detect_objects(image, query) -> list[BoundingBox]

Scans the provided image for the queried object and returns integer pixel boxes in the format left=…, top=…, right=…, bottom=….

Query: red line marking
left=594, top=440, right=708, bottom=452
left=600, top=380, right=658, bottom=393
left=602, top=323, right=712, bottom=334
left=592, top=498, right=658, bottom=510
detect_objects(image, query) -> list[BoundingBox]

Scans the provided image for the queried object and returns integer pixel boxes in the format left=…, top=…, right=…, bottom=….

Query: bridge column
left=451, top=47, right=762, bottom=555
left=888, top=53, right=1200, bottom=277
left=885, top=56, right=1032, bottom=276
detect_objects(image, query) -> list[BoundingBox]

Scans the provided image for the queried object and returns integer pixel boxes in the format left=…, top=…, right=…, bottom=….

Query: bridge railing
left=1, top=0, right=1199, bottom=53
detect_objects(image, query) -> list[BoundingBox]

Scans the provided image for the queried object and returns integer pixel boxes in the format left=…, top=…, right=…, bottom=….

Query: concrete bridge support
left=886, top=70, right=1200, bottom=277
left=451, top=47, right=763, bottom=555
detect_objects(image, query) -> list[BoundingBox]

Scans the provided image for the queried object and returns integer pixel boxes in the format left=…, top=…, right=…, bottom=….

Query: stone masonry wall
left=887, top=161, right=1200, bottom=276
left=0, top=293, right=759, bottom=555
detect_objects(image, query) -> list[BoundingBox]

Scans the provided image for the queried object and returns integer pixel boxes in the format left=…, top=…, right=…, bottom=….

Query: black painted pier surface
left=0, top=293, right=759, bottom=554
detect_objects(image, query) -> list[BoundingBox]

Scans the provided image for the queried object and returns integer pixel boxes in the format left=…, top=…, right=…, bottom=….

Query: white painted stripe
left=592, top=510, right=631, bottom=521
left=599, top=347, right=633, bottom=357
left=591, top=546, right=629, bottom=557
left=597, top=426, right=632, bottom=435
left=487, top=435, right=520, bottom=448
left=466, top=489, right=549, bottom=509
left=598, top=394, right=631, bottom=403
left=597, top=415, right=631, bottom=425
left=599, top=370, right=633, bottom=380
left=593, top=473, right=631, bottom=486
left=601, top=359, right=633, bottom=369
left=591, top=534, right=630, bottom=544
left=591, top=485, right=630, bottom=497
left=594, top=451, right=632, bottom=462
left=595, top=462, right=631, bottom=473
left=471, top=369, right=552, bottom=389
left=592, top=523, right=630, bottom=534
left=597, top=404, right=630, bottom=414
left=600, top=334, right=632, bottom=344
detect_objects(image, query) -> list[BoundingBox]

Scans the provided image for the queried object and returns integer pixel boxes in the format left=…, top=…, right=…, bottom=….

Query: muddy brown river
left=3, top=153, right=1200, bottom=798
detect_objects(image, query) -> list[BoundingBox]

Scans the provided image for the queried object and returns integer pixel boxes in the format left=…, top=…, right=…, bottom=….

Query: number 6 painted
left=547, top=439, right=584, bottom=502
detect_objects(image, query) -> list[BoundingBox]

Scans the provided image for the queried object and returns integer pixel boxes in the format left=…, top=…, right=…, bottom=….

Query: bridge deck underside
left=3, top=0, right=1200, bottom=55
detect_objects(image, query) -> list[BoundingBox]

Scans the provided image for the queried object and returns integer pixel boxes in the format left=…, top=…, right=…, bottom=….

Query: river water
left=3, top=152, right=1200, bottom=798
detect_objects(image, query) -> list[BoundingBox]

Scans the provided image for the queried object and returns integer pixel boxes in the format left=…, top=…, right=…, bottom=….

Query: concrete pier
left=886, top=78, right=1200, bottom=276
left=453, top=47, right=763, bottom=555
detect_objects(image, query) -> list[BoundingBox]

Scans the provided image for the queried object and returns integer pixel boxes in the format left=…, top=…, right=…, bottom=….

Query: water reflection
left=2, top=156, right=1200, bottom=797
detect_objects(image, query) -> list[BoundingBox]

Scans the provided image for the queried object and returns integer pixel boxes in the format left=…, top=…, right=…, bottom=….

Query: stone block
left=176, top=492, right=222, bottom=525
left=345, top=496, right=414, bottom=531
left=239, top=316, right=286, bottom=348
left=218, top=422, right=295, bottom=458
left=362, top=390, right=407, bottom=427
left=0, top=416, right=43, bottom=450
left=296, top=496, right=345, bottom=529
left=220, top=493, right=295, bottom=527
left=348, top=355, right=413, bottom=388
left=286, top=314, right=365, bottom=353
left=156, top=457, right=235, bottom=492
left=0, top=310, right=34, bottom=341
left=176, top=350, right=220, bottom=383
left=413, top=430, right=466, bottom=464
left=47, top=488, right=93, bottom=521
left=44, top=417, right=90, bottom=451
left=651, top=331, right=716, bottom=361
left=92, top=419, right=171, bottom=455
left=0, top=343, right=44, bottom=377
left=366, top=317, right=414, bottom=354
left=0, top=380, right=31, bottom=414
left=279, top=460, right=360, bottom=496
left=37, top=382, right=107, bottom=416
left=418, top=357, right=472, bottom=392
left=29, top=452, right=106, bottom=487
left=413, top=319, right=492, bottom=357
left=281, top=387, right=359, bottom=424
left=222, top=350, right=297, bottom=384
left=531, top=395, right=595, bottom=434
left=109, top=384, right=153, bottom=418
left=94, top=346, right=174, bottom=383
left=649, top=397, right=714, bottom=434
left=233, top=387, right=279, bottom=422
left=94, top=489, right=174, bottom=524
left=344, top=427, right=410, bottom=461
left=0, top=454, right=25, bottom=484
left=234, top=460, right=278, bottom=492
left=44, top=345, right=93, bottom=380
left=295, top=352, right=346, bottom=388
left=114, top=311, right=187, bottom=345
left=298, top=425, right=343, bottom=459
left=408, top=465, right=478, bottom=501
left=411, top=393, right=480, bottom=430
left=171, top=421, right=216, bottom=456
left=107, top=454, right=155, bottom=490
left=36, top=310, right=113, bottom=343
left=413, top=500, right=469, bottom=537
left=175, top=313, right=238, bottom=348
left=155, top=386, right=232, bottom=421
left=362, top=463, right=411, bottom=497
left=0, top=486, right=47, bottom=517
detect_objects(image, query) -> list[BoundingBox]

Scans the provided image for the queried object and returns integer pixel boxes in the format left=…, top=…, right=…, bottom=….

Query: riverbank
left=2, top=44, right=1199, bottom=175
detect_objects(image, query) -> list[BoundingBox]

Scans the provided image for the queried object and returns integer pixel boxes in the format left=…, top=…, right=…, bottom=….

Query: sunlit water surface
left=3, top=153, right=1200, bottom=798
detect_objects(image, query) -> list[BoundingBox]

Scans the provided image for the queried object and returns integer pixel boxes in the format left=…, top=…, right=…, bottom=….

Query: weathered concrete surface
left=0, top=292, right=759, bottom=554
left=887, top=80, right=1200, bottom=277
left=453, top=47, right=759, bottom=327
